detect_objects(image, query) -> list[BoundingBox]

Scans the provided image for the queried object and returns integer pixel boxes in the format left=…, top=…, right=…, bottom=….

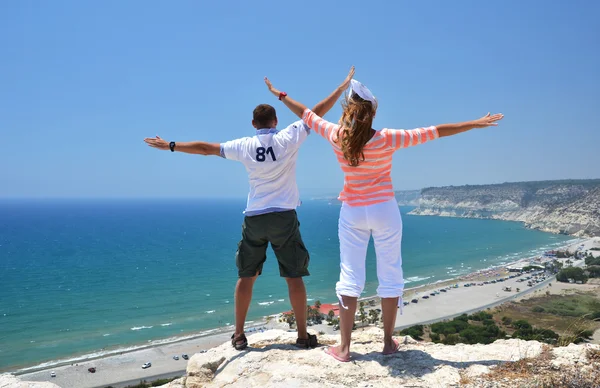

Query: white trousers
left=336, top=198, right=404, bottom=306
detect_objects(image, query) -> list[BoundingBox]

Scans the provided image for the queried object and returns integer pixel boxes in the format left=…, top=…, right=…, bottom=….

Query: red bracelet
left=278, top=92, right=287, bottom=100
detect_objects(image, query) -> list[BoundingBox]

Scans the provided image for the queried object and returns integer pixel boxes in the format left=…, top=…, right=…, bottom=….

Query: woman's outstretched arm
left=384, top=113, right=504, bottom=150
left=264, top=66, right=355, bottom=119
left=436, top=113, right=504, bottom=137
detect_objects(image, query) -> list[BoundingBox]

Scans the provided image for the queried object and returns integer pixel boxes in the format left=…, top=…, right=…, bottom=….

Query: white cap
left=349, top=79, right=377, bottom=107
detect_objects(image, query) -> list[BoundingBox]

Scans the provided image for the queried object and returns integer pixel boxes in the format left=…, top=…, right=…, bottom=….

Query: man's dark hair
left=253, top=104, right=277, bottom=128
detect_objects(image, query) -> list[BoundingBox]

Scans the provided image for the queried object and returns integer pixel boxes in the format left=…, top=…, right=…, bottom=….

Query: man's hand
left=144, top=135, right=169, bottom=150
left=339, top=66, right=355, bottom=91
left=473, top=113, right=504, bottom=128
left=264, top=77, right=281, bottom=98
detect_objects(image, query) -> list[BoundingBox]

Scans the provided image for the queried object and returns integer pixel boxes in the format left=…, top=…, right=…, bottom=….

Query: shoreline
left=14, top=237, right=599, bottom=388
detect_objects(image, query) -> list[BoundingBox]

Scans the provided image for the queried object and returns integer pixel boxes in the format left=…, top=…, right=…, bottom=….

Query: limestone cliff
left=166, top=329, right=599, bottom=388
left=0, top=374, right=60, bottom=388
left=394, top=190, right=421, bottom=206
left=4, top=329, right=599, bottom=388
left=409, top=180, right=600, bottom=237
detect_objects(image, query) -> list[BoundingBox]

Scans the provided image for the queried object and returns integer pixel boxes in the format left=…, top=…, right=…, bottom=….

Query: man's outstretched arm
left=265, top=66, right=355, bottom=120
left=311, top=66, right=355, bottom=117
left=144, top=136, right=220, bottom=156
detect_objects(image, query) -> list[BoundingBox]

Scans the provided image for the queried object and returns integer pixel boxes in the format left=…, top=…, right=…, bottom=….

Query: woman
left=264, top=71, right=503, bottom=362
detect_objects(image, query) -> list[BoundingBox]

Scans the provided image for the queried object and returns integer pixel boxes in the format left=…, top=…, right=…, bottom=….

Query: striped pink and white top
left=302, top=109, right=439, bottom=207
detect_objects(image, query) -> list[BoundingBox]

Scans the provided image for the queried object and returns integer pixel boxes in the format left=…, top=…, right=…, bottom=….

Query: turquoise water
left=0, top=199, right=573, bottom=372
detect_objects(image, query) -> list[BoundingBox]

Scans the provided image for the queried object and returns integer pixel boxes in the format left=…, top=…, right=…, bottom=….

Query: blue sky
left=1, top=1, right=598, bottom=198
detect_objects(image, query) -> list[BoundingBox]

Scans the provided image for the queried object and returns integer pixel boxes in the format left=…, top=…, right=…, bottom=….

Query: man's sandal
left=231, top=333, right=248, bottom=350
left=295, top=333, right=318, bottom=349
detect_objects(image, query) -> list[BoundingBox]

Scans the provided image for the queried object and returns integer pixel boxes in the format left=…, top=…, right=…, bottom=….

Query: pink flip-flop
left=324, top=346, right=350, bottom=362
left=382, top=339, right=400, bottom=355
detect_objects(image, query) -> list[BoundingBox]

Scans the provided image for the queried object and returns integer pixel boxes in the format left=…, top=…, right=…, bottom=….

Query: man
left=144, top=67, right=355, bottom=350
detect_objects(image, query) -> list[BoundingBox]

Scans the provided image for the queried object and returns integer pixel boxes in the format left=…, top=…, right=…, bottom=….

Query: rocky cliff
left=394, top=190, right=421, bottom=206
left=4, top=329, right=599, bottom=388
left=131, top=329, right=600, bottom=388
left=0, top=374, right=60, bottom=388
left=409, top=180, right=600, bottom=237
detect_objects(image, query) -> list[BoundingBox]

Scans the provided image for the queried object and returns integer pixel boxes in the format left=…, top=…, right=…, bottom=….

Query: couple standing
left=144, top=67, right=503, bottom=362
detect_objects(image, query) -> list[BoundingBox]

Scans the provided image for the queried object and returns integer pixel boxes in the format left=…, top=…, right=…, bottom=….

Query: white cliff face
left=408, top=181, right=600, bottom=237
left=0, top=374, right=61, bottom=388
left=394, top=190, right=421, bottom=206
left=5, top=329, right=599, bottom=388
left=158, top=329, right=599, bottom=388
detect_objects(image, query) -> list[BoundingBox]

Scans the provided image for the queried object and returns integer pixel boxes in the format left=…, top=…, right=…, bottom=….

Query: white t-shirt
left=220, top=120, right=310, bottom=215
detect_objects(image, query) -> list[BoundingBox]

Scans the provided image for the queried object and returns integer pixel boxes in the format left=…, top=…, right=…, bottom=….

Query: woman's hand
left=473, top=113, right=504, bottom=128
left=339, top=66, right=355, bottom=91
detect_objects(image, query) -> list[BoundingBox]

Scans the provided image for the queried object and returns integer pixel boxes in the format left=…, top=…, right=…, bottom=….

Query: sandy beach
left=17, top=237, right=600, bottom=388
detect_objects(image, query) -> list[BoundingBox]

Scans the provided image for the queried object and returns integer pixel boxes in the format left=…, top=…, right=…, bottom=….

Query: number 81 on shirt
left=256, top=146, right=276, bottom=162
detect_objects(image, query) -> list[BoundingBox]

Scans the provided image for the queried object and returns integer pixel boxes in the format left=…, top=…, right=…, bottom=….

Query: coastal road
left=394, top=272, right=558, bottom=331
left=91, top=370, right=185, bottom=388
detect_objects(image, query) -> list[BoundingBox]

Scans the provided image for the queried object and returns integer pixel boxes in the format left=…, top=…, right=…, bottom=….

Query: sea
left=0, top=198, right=575, bottom=372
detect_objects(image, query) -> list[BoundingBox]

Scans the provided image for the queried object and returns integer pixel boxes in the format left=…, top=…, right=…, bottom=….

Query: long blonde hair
left=336, top=93, right=376, bottom=167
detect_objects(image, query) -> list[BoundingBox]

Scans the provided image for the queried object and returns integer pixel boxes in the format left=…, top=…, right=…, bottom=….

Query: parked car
left=411, top=299, right=418, bottom=304
left=142, top=362, right=152, bottom=369
left=173, top=355, right=179, bottom=360
left=182, top=354, right=189, bottom=360
left=87, top=367, right=96, bottom=373
left=50, top=371, right=56, bottom=378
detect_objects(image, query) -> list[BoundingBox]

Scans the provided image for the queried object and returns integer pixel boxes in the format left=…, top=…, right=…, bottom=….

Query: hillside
left=394, top=189, right=421, bottom=206
left=409, top=180, right=600, bottom=237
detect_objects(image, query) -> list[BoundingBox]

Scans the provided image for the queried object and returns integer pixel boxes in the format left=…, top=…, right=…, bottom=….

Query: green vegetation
left=281, top=311, right=296, bottom=328
left=532, top=294, right=600, bottom=319
left=556, top=267, right=588, bottom=283
left=150, top=379, right=177, bottom=387
left=587, top=266, right=600, bottom=277
left=111, top=377, right=180, bottom=388
left=497, top=293, right=600, bottom=333
left=429, top=313, right=506, bottom=345
left=327, top=310, right=335, bottom=322
left=556, top=250, right=571, bottom=259
left=396, top=292, right=600, bottom=348
left=358, top=301, right=367, bottom=326
left=307, top=302, right=323, bottom=324
left=510, top=320, right=559, bottom=344
left=368, top=309, right=380, bottom=324
left=586, top=256, right=600, bottom=266
left=545, top=259, right=563, bottom=273
left=399, top=325, right=424, bottom=340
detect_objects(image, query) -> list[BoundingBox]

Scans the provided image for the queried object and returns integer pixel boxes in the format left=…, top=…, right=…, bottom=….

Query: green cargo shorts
left=236, top=210, right=310, bottom=278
